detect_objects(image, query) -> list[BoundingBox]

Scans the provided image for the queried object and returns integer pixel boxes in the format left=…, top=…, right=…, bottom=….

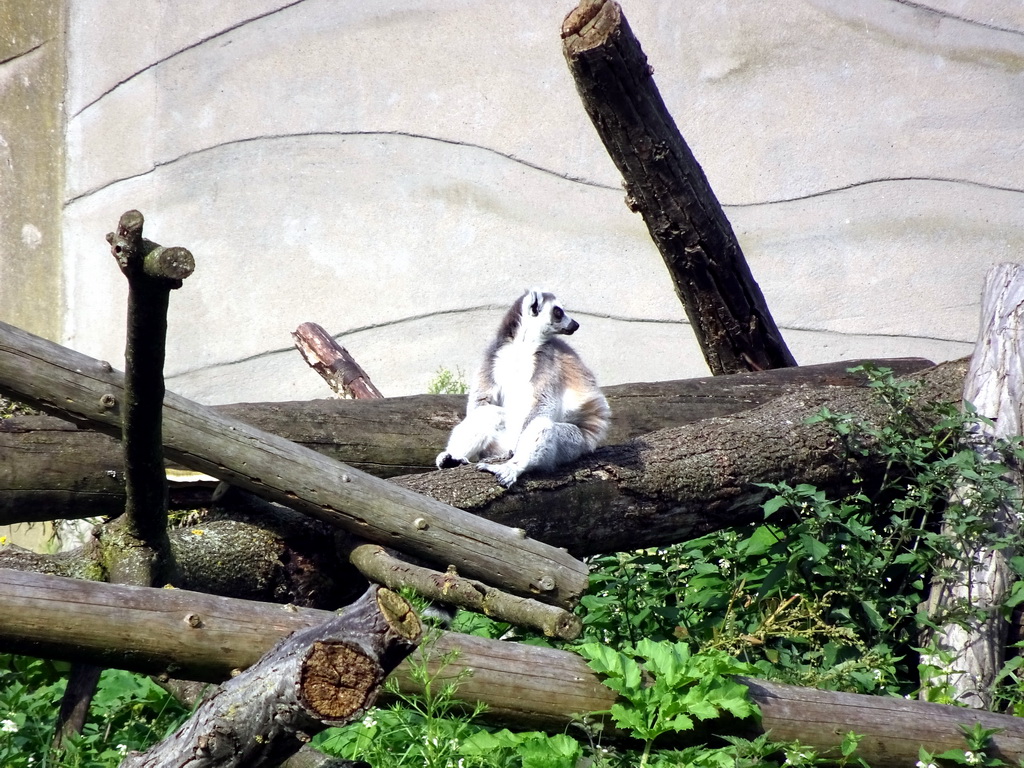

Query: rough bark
left=0, top=507, right=366, bottom=609
left=54, top=211, right=195, bottom=748
left=0, top=321, right=588, bottom=608
left=347, top=542, right=581, bottom=640
left=562, top=0, right=795, bottom=374
left=399, top=359, right=969, bottom=556
left=105, top=209, right=193, bottom=582
left=922, top=264, right=1024, bottom=708
left=0, top=358, right=933, bottom=522
left=2, top=569, right=1023, bottom=768
left=292, top=322, right=383, bottom=400
left=121, top=585, right=420, bottom=768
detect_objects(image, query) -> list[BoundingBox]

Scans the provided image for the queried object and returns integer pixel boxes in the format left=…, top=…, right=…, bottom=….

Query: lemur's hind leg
left=435, top=404, right=511, bottom=469
left=477, top=416, right=589, bottom=488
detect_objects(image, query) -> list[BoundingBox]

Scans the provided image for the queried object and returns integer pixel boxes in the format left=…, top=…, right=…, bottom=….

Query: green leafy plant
left=0, top=654, right=189, bottom=767
left=580, top=640, right=758, bottom=768
left=428, top=367, right=469, bottom=395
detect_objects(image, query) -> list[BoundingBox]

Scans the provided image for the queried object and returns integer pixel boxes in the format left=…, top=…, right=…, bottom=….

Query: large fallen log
left=2, top=569, right=1021, bottom=768
left=0, top=321, right=588, bottom=608
left=0, top=358, right=933, bottom=524
left=399, top=359, right=969, bottom=556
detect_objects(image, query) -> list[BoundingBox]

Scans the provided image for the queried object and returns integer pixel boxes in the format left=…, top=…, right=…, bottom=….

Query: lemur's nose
left=563, top=319, right=580, bottom=335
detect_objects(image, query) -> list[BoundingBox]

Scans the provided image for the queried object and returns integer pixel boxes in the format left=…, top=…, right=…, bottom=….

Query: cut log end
left=376, top=586, right=423, bottom=642
left=561, top=0, right=618, bottom=47
left=300, top=641, right=382, bottom=723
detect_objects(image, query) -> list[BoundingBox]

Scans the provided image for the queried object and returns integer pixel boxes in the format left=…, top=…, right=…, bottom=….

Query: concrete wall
left=0, top=0, right=64, bottom=341
left=51, top=2, right=1024, bottom=403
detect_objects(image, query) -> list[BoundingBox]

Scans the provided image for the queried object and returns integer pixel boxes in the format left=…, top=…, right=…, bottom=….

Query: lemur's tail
left=576, top=394, right=611, bottom=450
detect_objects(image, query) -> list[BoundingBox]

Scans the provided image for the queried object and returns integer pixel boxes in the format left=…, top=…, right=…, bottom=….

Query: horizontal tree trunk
left=0, top=358, right=932, bottom=524
left=0, top=321, right=587, bottom=608
left=2, top=569, right=1021, bottom=768
left=399, top=358, right=969, bottom=556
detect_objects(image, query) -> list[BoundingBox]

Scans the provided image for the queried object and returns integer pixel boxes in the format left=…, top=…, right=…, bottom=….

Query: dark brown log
left=121, top=585, right=420, bottom=768
left=292, top=322, right=383, bottom=400
left=2, top=569, right=1022, bottom=768
left=105, top=209, right=192, bottom=570
left=398, top=359, right=970, bottom=556
left=54, top=211, right=194, bottom=748
left=0, top=321, right=588, bottom=608
left=562, top=0, right=795, bottom=374
left=0, top=358, right=933, bottom=522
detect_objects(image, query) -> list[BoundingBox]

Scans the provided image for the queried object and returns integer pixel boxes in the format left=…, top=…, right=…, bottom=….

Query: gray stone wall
left=24, top=2, right=1024, bottom=403
left=0, top=1, right=64, bottom=341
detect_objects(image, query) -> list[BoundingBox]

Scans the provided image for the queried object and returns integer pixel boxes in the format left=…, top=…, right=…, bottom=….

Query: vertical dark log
left=105, top=209, right=194, bottom=571
left=54, top=212, right=194, bottom=748
left=562, top=0, right=796, bottom=375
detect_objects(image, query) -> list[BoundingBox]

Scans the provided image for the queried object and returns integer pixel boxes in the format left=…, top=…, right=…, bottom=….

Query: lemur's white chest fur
left=435, top=290, right=610, bottom=488
left=491, top=341, right=549, bottom=435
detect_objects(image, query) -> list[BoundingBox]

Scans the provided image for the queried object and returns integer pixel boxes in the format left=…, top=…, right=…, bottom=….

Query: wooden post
left=921, top=263, right=1024, bottom=707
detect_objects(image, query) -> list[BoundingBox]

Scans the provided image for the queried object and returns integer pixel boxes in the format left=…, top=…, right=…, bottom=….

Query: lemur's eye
left=552, top=307, right=564, bottom=321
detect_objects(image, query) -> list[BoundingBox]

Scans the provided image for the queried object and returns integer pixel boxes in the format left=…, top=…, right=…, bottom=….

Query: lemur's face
left=525, top=291, right=579, bottom=338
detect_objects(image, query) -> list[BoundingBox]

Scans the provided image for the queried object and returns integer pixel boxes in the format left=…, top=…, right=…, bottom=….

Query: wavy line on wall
left=887, top=0, right=1024, bottom=37
left=163, top=305, right=968, bottom=381
left=63, top=129, right=1024, bottom=212
left=70, top=0, right=308, bottom=119
left=726, top=176, right=1024, bottom=208
left=0, top=40, right=49, bottom=69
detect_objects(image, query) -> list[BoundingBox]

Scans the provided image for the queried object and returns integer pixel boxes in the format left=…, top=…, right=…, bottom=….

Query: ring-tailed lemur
left=435, top=290, right=610, bottom=487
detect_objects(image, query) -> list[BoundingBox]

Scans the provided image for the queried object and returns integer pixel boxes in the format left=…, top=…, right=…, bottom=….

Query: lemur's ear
left=528, top=290, right=543, bottom=317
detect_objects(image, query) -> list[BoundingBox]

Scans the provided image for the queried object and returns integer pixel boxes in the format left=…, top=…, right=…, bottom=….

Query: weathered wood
left=2, top=569, right=1022, bottom=768
left=292, top=322, right=383, bottom=400
left=922, top=263, right=1024, bottom=708
left=122, top=585, right=420, bottom=768
left=0, top=358, right=933, bottom=522
left=0, top=321, right=588, bottom=608
left=398, top=359, right=969, bottom=556
left=106, top=209, right=192, bottom=562
left=562, top=0, right=795, bottom=374
left=347, top=542, right=581, bottom=640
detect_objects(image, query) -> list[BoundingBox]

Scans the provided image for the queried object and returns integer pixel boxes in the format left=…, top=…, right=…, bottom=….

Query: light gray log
left=922, top=263, right=1024, bottom=708
left=0, top=321, right=587, bottom=608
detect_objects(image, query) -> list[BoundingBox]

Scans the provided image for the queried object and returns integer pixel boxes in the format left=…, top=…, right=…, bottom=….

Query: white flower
left=117, top=744, right=129, bottom=756
left=361, top=714, right=377, bottom=729
left=964, top=751, right=983, bottom=766
left=0, top=719, right=18, bottom=733
left=916, top=760, right=938, bottom=768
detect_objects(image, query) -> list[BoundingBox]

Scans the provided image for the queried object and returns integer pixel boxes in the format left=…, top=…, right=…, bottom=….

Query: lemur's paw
left=436, top=451, right=468, bottom=470
left=476, top=461, right=521, bottom=488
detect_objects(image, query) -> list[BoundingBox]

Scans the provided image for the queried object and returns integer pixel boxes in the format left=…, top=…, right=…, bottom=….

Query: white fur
left=435, top=290, right=610, bottom=487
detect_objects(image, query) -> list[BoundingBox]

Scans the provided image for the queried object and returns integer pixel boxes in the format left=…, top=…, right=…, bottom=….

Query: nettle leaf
left=609, top=702, right=645, bottom=731
left=682, top=699, right=719, bottom=721
left=798, top=533, right=830, bottom=561
left=663, top=713, right=696, bottom=732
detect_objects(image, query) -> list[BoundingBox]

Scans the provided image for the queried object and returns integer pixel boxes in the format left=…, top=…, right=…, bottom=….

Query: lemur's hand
left=477, top=460, right=522, bottom=488
left=435, top=451, right=467, bottom=470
